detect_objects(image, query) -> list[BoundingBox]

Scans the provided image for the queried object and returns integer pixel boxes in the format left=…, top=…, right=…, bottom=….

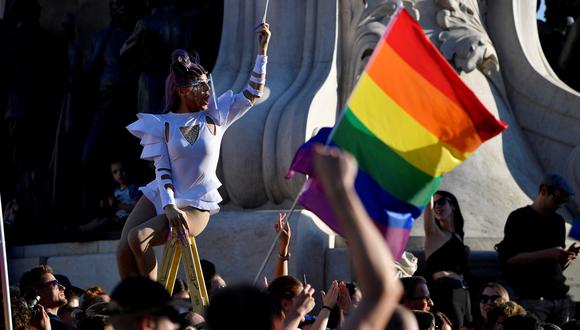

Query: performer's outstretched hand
left=256, top=22, right=271, bottom=55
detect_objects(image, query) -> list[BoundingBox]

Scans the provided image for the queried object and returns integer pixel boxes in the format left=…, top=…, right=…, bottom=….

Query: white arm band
left=250, top=75, right=266, bottom=84
left=246, top=84, right=264, bottom=97
left=253, top=55, right=267, bottom=74
left=154, top=144, right=176, bottom=207
left=161, top=188, right=175, bottom=208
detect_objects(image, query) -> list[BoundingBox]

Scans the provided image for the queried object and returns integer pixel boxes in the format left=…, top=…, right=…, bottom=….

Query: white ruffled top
left=127, top=90, right=253, bottom=215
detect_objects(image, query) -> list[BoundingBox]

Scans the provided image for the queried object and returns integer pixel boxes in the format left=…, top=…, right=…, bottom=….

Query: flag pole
left=0, top=196, right=13, bottom=330
left=252, top=123, right=345, bottom=285
left=261, top=0, right=270, bottom=24
left=209, top=73, right=218, bottom=110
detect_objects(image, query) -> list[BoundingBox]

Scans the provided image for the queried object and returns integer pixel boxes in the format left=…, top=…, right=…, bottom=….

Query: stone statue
left=120, top=0, right=221, bottom=114
left=0, top=0, right=67, bottom=226
left=82, top=0, right=142, bottom=163
left=80, top=0, right=143, bottom=216
left=537, top=0, right=580, bottom=90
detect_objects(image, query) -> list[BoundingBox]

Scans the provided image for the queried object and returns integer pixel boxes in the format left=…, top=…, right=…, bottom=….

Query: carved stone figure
left=338, top=0, right=419, bottom=108
left=80, top=0, right=143, bottom=216
left=120, top=1, right=181, bottom=114
left=120, top=0, right=222, bottom=114
left=543, top=0, right=580, bottom=91
left=435, top=0, right=498, bottom=76
left=0, top=0, right=67, bottom=226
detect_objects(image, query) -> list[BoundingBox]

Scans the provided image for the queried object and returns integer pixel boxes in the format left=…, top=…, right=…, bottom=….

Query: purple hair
left=164, top=49, right=208, bottom=113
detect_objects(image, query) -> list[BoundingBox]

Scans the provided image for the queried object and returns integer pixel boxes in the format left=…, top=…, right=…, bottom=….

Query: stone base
left=7, top=210, right=342, bottom=294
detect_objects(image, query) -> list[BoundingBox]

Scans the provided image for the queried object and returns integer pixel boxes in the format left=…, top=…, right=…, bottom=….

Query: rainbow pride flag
left=287, top=8, right=507, bottom=259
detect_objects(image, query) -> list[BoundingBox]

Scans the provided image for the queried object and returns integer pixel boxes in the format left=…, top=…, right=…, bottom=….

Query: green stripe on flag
left=333, top=109, right=442, bottom=206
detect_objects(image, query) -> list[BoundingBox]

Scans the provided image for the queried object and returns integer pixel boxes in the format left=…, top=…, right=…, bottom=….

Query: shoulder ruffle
left=126, top=113, right=166, bottom=161
left=205, top=90, right=235, bottom=126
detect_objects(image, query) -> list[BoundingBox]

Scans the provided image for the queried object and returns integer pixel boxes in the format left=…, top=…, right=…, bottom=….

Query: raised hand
left=337, top=281, right=353, bottom=314
left=321, top=280, right=340, bottom=309
left=256, top=22, right=271, bottom=55
left=289, top=284, right=316, bottom=319
left=313, top=144, right=358, bottom=194
left=275, top=212, right=291, bottom=249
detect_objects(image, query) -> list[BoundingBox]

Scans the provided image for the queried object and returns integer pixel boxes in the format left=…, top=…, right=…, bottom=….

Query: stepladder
left=158, top=230, right=209, bottom=314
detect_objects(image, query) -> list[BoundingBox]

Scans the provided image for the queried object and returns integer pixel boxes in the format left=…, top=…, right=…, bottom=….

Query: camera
left=25, top=294, right=41, bottom=320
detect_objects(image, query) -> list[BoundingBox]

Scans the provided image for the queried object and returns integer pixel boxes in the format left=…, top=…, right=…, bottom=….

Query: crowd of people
left=4, top=152, right=578, bottom=330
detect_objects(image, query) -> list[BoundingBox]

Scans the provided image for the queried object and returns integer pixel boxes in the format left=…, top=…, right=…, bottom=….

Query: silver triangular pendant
left=179, top=125, right=200, bottom=145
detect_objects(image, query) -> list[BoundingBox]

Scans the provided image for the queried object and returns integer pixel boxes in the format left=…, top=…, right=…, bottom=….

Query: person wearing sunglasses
left=117, top=22, right=272, bottom=280
left=495, top=173, right=576, bottom=326
left=468, top=282, right=510, bottom=330
left=19, top=265, right=72, bottom=330
left=423, top=190, right=472, bottom=329
left=400, top=276, right=434, bottom=312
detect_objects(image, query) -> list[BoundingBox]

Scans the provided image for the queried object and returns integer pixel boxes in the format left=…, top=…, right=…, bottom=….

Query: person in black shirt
left=423, top=191, right=472, bottom=329
left=495, top=173, right=577, bottom=326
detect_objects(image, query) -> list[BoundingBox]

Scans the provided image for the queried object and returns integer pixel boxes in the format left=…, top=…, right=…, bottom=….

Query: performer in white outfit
left=117, top=23, right=271, bottom=280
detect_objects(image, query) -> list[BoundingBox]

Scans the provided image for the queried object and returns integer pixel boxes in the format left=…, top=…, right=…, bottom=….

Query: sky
left=538, top=0, right=546, bottom=21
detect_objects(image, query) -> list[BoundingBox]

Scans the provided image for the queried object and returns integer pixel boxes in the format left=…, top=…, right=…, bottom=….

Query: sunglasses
left=410, top=295, right=431, bottom=301
left=433, top=197, right=450, bottom=207
left=550, top=192, right=569, bottom=205
left=191, top=78, right=212, bottom=90
left=480, top=294, right=500, bottom=303
left=40, top=280, right=62, bottom=289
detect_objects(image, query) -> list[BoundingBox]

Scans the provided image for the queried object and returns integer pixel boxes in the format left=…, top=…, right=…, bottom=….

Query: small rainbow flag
left=287, top=8, right=507, bottom=259
left=568, top=204, right=580, bottom=241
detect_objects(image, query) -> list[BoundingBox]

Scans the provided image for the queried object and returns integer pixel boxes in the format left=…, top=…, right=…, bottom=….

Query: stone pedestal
left=7, top=210, right=344, bottom=294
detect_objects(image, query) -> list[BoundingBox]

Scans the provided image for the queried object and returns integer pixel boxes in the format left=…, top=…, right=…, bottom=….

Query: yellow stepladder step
left=158, top=229, right=209, bottom=314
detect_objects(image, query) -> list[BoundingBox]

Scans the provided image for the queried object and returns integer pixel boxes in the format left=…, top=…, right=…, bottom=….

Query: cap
left=85, top=302, right=110, bottom=317
left=394, top=251, right=418, bottom=278
left=55, top=274, right=85, bottom=297
left=541, top=173, right=575, bottom=196
left=107, top=277, right=187, bottom=321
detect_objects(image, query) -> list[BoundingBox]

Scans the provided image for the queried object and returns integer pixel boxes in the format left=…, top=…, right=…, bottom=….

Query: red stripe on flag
left=384, top=10, right=507, bottom=142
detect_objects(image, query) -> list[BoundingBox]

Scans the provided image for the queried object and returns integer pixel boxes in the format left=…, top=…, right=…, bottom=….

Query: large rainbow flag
left=287, top=8, right=507, bottom=259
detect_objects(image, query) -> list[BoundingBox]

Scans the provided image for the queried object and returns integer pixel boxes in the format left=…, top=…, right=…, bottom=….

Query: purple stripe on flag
left=378, top=222, right=412, bottom=262
left=288, top=128, right=420, bottom=259
left=286, top=128, right=333, bottom=179
left=298, top=178, right=341, bottom=234
left=298, top=176, right=413, bottom=260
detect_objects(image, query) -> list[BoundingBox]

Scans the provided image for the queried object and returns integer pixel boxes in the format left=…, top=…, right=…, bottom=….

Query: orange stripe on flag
left=383, top=10, right=507, bottom=142
left=367, top=43, right=483, bottom=153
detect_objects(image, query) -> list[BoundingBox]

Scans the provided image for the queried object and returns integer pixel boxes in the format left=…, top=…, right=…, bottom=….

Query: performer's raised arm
left=243, top=23, right=271, bottom=104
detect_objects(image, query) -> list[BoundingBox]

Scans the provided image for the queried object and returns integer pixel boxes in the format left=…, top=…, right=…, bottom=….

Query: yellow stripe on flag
left=347, top=73, right=471, bottom=177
